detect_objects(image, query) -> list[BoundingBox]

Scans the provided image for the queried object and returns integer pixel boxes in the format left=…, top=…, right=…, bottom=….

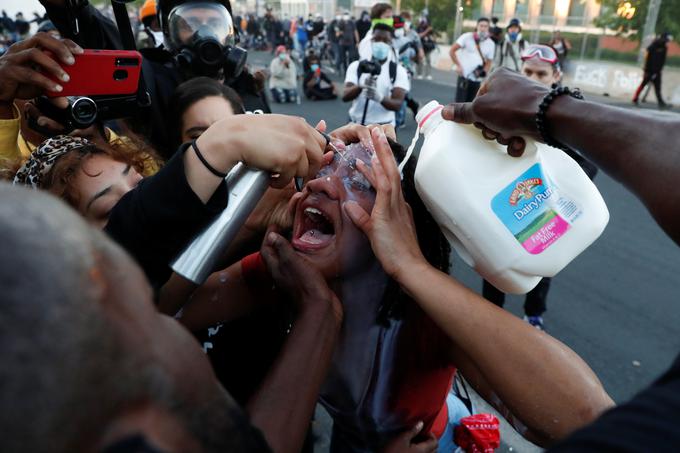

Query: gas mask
left=167, top=2, right=246, bottom=80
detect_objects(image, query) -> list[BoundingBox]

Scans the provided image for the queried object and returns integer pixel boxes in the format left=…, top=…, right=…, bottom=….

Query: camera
left=32, top=94, right=141, bottom=133
left=473, top=65, right=487, bottom=78
left=357, top=60, right=382, bottom=77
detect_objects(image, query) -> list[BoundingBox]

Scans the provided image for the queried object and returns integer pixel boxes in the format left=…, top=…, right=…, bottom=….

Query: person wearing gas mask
left=493, top=18, right=527, bottom=72
left=449, top=17, right=495, bottom=102
left=343, top=23, right=409, bottom=126
left=37, top=0, right=269, bottom=159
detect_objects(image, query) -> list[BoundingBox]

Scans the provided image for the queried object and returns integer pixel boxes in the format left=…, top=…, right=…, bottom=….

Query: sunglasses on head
left=521, top=45, right=558, bottom=64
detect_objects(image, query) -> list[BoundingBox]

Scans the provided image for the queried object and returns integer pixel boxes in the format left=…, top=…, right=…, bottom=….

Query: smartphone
left=46, top=49, right=142, bottom=97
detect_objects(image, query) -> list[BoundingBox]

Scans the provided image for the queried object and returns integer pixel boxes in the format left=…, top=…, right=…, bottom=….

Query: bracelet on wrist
left=191, top=139, right=228, bottom=178
left=535, top=84, right=584, bottom=151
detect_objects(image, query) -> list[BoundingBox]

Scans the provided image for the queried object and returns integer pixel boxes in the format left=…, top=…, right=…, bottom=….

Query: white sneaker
left=415, top=74, right=423, bottom=80
left=426, top=75, right=433, bottom=80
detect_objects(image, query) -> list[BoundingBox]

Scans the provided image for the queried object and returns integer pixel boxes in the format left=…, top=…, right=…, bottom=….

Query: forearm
left=186, top=130, right=240, bottom=203
left=343, top=84, right=361, bottom=102
left=449, top=45, right=461, bottom=66
left=547, top=96, right=680, bottom=243
left=381, top=94, right=404, bottom=111
left=399, top=262, right=613, bottom=444
left=247, top=306, right=339, bottom=453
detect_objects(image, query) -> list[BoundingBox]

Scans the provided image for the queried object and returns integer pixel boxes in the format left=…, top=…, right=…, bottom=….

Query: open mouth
left=292, top=202, right=337, bottom=252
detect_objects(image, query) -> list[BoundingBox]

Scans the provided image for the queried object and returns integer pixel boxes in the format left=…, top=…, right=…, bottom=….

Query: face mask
left=508, top=31, right=518, bottom=42
left=278, top=53, right=287, bottom=60
left=343, top=14, right=350, bottom=21
left=371, top=41, right=390, bottom=61
left=405, top=21, right=412, bottom=31
left=372, top=17, right=394, bottom=28
left=335, top=15, right=341, bottom=21
left=311, top=63, right=320, bottom=71
left=477, top=31, right=489, bottom=40
left=151, top=30, right=165, bottom=47
left=395, top=28, right=404, bottom=39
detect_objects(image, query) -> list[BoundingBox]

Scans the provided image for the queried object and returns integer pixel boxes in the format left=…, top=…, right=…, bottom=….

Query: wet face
left=521, top=59, right=560, bottom=86
left=74, top=154, right=143, bottom=229
left=181, top=95, right=235, bottom=142
left=290, top=144, right=377, bottom=279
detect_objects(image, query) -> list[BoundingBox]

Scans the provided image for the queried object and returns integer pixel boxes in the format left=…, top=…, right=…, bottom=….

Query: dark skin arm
left=342, top=83, right=407, bottom=112
left=247, top=231, right=342, bottom=453
left=443, top=68, right=680, bottom=245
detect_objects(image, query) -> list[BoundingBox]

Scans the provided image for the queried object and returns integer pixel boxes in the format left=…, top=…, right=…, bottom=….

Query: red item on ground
left=454, top=414, right=501, bottom=453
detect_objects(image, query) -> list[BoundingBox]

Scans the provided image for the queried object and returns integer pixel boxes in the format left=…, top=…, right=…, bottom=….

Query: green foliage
left=594, top=0, right=680, bottom=40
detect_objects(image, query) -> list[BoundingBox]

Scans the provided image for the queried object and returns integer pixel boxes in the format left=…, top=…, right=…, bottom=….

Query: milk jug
left=412, top=101, right=609, bottom=294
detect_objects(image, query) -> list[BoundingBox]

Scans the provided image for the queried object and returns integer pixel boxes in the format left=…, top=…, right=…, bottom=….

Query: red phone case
left=46, top=49, right=142, bottom=97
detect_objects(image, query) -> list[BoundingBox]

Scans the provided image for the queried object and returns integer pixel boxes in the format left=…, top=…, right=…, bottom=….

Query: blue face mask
left=508, top=31, right=519, bottom=42
left=371, top=41, right=390, bottom=61
left=311, top=63, right=320, bottom=71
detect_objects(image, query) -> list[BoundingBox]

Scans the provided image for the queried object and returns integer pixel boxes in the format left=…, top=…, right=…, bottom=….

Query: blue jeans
left=438, top=392, right=473, bottom=452
left=270, top=88, right=298, bottom=103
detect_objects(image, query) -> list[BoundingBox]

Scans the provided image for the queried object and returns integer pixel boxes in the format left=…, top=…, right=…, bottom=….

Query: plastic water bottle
left=413, top=101, right=609, bottom=294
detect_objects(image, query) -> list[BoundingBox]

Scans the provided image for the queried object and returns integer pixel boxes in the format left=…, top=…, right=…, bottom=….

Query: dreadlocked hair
left=376, top=138, right=451, bottom=325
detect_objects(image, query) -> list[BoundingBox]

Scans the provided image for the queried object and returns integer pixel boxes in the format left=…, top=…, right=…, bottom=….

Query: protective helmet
left=139, top=0, right=157, bottom=25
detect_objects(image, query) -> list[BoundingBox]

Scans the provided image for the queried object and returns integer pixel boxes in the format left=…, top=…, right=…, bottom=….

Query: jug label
left=491, top=164, right=575, bottom=255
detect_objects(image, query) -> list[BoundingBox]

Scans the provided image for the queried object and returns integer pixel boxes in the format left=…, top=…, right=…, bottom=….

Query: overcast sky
left=2, top=0, right=45, bottom=17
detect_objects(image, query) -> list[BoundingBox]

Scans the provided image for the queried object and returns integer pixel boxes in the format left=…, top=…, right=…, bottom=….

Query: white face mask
left=152, top=30, right=165, bottom=47
left=343, top=14, right=350, bottom=21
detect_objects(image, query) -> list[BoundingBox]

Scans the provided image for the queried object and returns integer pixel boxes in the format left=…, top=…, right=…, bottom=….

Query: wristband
left=191, top=139, right=228, bottom=178
left=535, top=85, right=584, bottom=151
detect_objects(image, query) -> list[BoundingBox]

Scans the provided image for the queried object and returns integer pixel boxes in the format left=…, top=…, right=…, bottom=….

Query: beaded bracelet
left=535, top=84, right=584, bottom=151
left=191, top=139, right=228, bottom=178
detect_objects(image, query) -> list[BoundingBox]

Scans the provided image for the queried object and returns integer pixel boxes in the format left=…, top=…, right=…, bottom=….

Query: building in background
left=476, top=0, right=601, bottom=33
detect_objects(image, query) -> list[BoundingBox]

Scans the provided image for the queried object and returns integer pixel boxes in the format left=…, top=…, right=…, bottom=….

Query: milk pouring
left=411, top=101, right=609, bottom=294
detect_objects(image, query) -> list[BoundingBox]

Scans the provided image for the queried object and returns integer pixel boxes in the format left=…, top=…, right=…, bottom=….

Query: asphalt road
left=249, top=51, right=680, bottom=450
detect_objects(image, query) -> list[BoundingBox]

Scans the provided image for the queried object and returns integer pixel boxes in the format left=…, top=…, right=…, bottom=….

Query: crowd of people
left=1, top=0, right=680, bottom=452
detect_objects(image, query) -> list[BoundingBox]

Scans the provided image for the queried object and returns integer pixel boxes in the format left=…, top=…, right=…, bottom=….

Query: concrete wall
left=430, top=44, right=680, bottom=103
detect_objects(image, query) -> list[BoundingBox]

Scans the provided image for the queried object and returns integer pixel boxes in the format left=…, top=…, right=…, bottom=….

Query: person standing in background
left=449, top=17, right=495, bottom=102
left=548, top=30, right=571, bottom=70
left=633, top=32, right=672, bottom=109
left=337, top=11, right=359, bottom=74
left=494, top=18, right=527, bottom=72
left=356, top=10, right=371, bottom=41
left=416, top=11, right=435, bottom=80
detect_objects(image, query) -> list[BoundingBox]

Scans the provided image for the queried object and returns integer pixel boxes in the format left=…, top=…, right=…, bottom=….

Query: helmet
left=139, top=0, right=157, bottom=24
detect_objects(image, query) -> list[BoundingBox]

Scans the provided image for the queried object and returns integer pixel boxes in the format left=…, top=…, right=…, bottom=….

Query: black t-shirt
left=645, top=40, right=667, bottom=73
left=549, top=352, right=680, bottom=451
left=105, top=145, right=228, bottom=291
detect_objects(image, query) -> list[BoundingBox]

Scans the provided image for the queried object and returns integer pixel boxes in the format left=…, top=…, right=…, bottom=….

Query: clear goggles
left=316, top=143, right=375, bottom=194
left=167, top=2, right=235, bottom=49
left=520, top=45, right=558, bottom=64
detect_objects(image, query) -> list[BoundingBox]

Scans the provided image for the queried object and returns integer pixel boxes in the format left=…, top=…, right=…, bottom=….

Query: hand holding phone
left=45, top=49, right=142, bottom=97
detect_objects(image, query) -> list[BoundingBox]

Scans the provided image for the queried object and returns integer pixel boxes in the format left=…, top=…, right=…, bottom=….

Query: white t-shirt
left=345, top=59, right=410, bottom=125
left=454, top=32, right=495, bottom=81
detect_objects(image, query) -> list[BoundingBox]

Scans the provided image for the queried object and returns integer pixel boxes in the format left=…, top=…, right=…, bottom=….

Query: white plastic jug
left=412, top=101, right=609, bottom=294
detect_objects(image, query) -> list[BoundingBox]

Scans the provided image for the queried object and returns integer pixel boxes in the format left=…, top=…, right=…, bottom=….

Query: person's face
left=521, top=59, right=560, bottom=86
left=98, top=245, right=236, bottom=452
left=290, top=146, right=377, bottom=278
left=181, top=95, right=235, bottom=142
left=477, top=21, right=490, bottom=34
left=74, top=154, right=143, bottom=228
left=177, top=7, right=226, bottom=44
left=372, top=29, right=393, bottom=45
left=380, top=8, right=393, bottom=19
left=508, top=25, right=519, bottom=35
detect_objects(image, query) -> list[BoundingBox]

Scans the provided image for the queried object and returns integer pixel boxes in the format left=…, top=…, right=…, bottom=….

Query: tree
left=400, top=0, right=482, bottom=35
left=594, top=0, right=680, bottom=41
